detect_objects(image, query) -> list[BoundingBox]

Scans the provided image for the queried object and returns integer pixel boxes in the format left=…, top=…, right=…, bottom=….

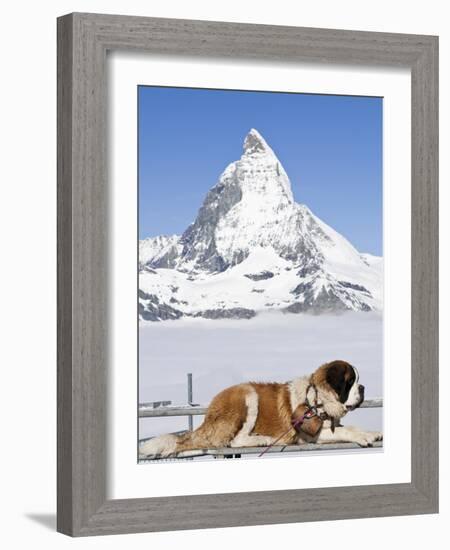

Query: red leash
left=258, top=408, right=315, bottom=458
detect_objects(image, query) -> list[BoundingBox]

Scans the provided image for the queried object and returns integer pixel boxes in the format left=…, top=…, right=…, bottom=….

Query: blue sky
left=139, top=86, right=382, bottom=255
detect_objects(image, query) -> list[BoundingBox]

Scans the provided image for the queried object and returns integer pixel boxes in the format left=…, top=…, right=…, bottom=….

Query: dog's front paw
left=354, top=431, right=383, bottom=447
left=354, top=435, right=371, bottom=447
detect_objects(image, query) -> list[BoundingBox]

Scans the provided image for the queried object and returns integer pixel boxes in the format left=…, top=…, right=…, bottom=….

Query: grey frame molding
left=57, top=12, right=438, bottom=537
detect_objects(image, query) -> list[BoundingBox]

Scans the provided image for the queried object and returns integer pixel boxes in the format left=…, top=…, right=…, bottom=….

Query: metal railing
left=139, top=397, right=383, bottom=418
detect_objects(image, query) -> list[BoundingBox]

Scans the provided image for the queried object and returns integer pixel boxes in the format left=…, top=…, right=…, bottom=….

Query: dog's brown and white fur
left=140, top=360, right=382, bottom=458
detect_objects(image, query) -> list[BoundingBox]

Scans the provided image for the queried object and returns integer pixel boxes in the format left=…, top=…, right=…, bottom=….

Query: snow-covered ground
left=139, top=311, right=383, bottom=441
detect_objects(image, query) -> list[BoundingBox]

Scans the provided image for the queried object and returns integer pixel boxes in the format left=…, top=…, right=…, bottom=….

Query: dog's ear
left=325, top=361, right=355, bottom=403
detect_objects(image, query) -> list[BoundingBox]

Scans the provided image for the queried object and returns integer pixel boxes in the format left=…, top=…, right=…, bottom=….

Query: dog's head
left=311, top=360, right=365, bottom=418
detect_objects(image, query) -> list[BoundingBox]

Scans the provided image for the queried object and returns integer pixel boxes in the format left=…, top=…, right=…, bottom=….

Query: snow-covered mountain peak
left=173, top=129, right=297, bottom=272
left=243, top=128, right=271, bottom=156
left=238, top=128, right=294, bottom=204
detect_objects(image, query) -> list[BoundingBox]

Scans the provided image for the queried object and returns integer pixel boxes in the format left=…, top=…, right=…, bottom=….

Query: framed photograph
left=57, top=13, right=438, bottom=536
left=137, top=87, right=384, bottom=461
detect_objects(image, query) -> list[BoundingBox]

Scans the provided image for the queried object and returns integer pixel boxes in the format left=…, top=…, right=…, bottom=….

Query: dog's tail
left=139, top=434, right=179, bottom=458
left=139, top=423, right=226, bottom=459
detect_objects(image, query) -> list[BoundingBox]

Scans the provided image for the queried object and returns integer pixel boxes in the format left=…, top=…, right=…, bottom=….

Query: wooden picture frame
left=57, top=12, right=438, bottom=536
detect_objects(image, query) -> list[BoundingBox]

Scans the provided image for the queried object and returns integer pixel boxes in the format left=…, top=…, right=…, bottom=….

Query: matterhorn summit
left=139, top=129, right=383, bottom=321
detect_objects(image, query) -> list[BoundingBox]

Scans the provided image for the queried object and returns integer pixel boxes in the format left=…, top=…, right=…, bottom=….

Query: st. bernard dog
left=140, top=360, right=382, bottom=458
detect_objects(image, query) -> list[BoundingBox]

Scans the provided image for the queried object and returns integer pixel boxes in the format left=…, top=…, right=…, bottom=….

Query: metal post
left=187, top=373, right=193, bottom=432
